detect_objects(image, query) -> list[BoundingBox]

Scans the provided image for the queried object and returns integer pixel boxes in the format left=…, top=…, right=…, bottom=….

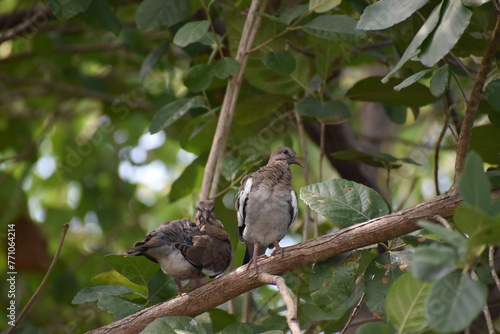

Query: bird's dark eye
left=282, top=149, right=289, bottom=155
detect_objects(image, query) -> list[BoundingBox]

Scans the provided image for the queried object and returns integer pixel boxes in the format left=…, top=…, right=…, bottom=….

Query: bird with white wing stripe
left=236, top=146, right=304, bottom=271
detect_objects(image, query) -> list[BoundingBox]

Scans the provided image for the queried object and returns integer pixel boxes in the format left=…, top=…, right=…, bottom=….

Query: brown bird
left=236, top=146, right=304, bottom=271
left=174, top=200, right=232, bottom=278
left=124, top=218, right=202, bottom=292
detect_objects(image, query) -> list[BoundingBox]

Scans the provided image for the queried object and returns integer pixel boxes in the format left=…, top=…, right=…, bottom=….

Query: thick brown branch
left=453, top=13, right=500, bottom=183
left=87, top=188, right=500, bottom=334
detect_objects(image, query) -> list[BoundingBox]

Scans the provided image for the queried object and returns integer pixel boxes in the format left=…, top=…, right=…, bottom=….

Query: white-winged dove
left=174, top=200, right=232, bottom=278
left=236, top=146, right=304, bottom=271
left=124, top=218, right=203, bottom=292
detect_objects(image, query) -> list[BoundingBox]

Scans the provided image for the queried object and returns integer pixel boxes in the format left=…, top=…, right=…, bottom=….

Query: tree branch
left=200, top=0, right=267, bottom=200
left=453, top=13, right=500, bottom=184
left=0, top=5, right=53, bottom=43
left=87, top=188, right=500, bottom=334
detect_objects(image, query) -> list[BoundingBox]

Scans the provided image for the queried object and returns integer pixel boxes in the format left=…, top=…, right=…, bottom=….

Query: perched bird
left=124, top=201, right=232, bottom=292
left=124, top=218, right=202, bottom=292
left=174, top=200, right=232, bottom=278
left=236, top=146, right=304, bottom=271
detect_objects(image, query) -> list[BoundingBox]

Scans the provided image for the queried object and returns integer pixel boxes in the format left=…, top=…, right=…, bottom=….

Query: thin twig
left=257, top=273, right=300, bottom=334
left=340, top=293, right=366, bottom=334
left=7, top=224, right=69, bottom=334
left=470, top=271, right=495, bottom=334
left=434, top=105, right=450, bottom=196
left=488, top=246, right=500, bottom=292
left=433, top=215, right=452, bottom=230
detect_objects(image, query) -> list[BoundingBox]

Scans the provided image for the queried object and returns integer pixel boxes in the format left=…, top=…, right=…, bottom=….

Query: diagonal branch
left=86, top=188, right=500, bottom=334
left=453, top=13, right=500, bottom=184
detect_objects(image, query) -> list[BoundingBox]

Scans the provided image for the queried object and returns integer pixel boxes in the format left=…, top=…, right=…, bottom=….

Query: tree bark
left=87, top=188, right=500, bottom=334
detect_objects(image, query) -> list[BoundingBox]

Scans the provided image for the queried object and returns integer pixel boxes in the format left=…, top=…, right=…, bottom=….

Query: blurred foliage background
left=1, top=0, right=499, bottom=332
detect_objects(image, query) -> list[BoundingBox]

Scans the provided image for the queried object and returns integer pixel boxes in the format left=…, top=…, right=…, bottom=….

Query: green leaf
left=279, top=5, right=308, bottom=25
left=209, top=309, right=238, bottom=333
left=417, top=221, right=468, bottom=259
left=485, top=79, right=500, bottom=112
left=381, top=2, right=443, bottom=83
left=104, top=255, right=159, bottom=286
left=302, top=15, right=366, bottom=41
left=184, top=64, right=215, bottom=92
left=458, top=151, right=492, bottom=214
left=461, top=0, right=490, bottom=6
left=426, top=271, right=487, bottom=332
left=454, top=206, right=500, bottom=247
left=310, top=253, right=360, bottom=311
left=169, top=155, right=205, bottom=201
left=140, top=41, right=170, bottom=82
left=471, top=124, right=500, bottom=164
left=309, top=0, right=342, bottom=13
left=136, top=0, right=191, bottom=31
left=386, top=272, right=432, bottom=332
left=412, top=243, right=459, bottom=281
left=418, top=1, right=472, bottom=67
left=173, top=21, right=210, bottom=47
left=140, top=316, right=206, bottom=333
left=47, top=0, right=92, bottom=20
left=429, top=64, right=450, bottom=97
left=235, top=94, right=291, bottom=125
left=296, top=97, right=351, bottom=122
left=346, top=77, right=440, bottom=108
left=221, top=155, right=240, bottom=182
left=97, top=295, right=144, bottom=315
left=300, top=179, right=389, bottom=227
left=78, top=0, right=122, bottom=36
left=72, top=285, right=135, bottom=304
left=147, top=270, right=177, bottom=303
left=261, top=50, right=297, bottom=76
left=214, top=58, right=240, bottom=79
left=394, top=68, right=435, bottom=92
left=357, top=0, right=428, bottom=31
left=149, top=97, right=205, bottom=134
left=364, top=251, right=412, bottom=319
left=91, top=271, right=148, bottom=296
left=220, top=323, right=268, bottom=334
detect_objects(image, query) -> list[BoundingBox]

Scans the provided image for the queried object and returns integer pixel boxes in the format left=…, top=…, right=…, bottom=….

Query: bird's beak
left=291, top=158, right=305, bottom=168
left=202, top=211, right=211, bottom=220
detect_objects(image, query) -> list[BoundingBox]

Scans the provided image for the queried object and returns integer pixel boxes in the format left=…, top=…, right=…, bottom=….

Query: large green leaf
left=418, top=1, right=472, bottom=67
left=300, top=179, right=389, bottom=227
left=78, top=0, right=122, bottom=36
left=458, top=151, right=493, bottom=214
left=136, top=0, right=191, bottom=31
left=97, top=295, right=144, bottom=315
left=310, top=253, right=360, bottom=311
left=417, top=221, right=468, bottom=259
left=173, top=21, right=211, bottom=47
left=140, top=316, right=206, bottom=333
left=302, top=15, right=366, bottom=41
left=382, top=2, right=443, bottom=83
left=346, top=77, right=440, bottom=108
left=364, top=251, right=412, bottom=319
left=47, top=0, right=92, bottom=20
left=454, top=206, right=500, bottom=247
left=149, top=97, right=206, bottom=134
left=261, top=50, right=296, bottom=76
left=72, top=285, right=135, bottom=304
left=214, top=58, right=241, bottom=79
left=394, top=68, right=435, bottom=92
left=147, top=270, right=177, bottom=303
left=235, top=94, right=291, bottom=125
left=104, top=255, right=159, bottom=286
left=426, top=271, right=487, bottom=332
left=485, top=79, right=500, bottom=112
left=471, top=124, right=500, bottom=165
left=296, top=97, right=350, bottom=122
left=356, top=323, right=392, bottom=334
left=412, top=243, right=458, bottom=281
left=309, top=0, right=342, bottom=13
left=169, top=155, right=205, bottom=201
left=385, top=272, right=432, bottom=332
left=357, top=0, right=429, bottom=30
left=184, top=64, right=215, bottom=92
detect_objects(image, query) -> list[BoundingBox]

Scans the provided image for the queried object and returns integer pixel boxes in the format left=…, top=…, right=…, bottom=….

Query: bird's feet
left=270, top=241, right=284, bottom=258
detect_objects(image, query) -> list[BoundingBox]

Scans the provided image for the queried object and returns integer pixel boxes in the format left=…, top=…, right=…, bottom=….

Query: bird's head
left=197, top=200, right=215, bottom=222
left=268, top=146, right=304, bottom=168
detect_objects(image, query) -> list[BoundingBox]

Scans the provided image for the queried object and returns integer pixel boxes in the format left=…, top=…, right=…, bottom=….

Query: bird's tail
left=124, top=242, right=147, bottom=257
left=242, top=243, right=266, bottom=265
